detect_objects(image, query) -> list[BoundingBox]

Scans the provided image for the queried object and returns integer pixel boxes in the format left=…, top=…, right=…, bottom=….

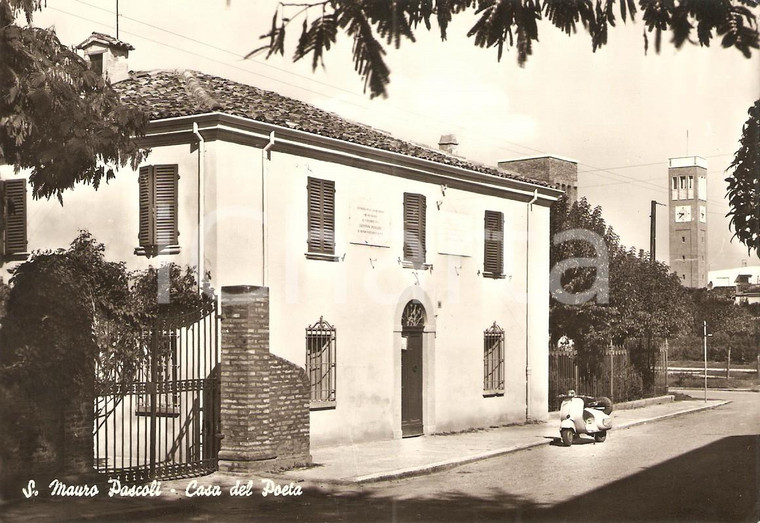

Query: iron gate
left=549, top=340, right=669, bottom=411
left=93, top=302, right=220, bottom=481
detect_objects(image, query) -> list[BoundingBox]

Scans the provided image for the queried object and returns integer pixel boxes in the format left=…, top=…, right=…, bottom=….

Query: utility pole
left=703, top=320, right=708, bottom=402
left=650, top=201, right=665, bottom=263
left=116, top=0, right=120, bottom=40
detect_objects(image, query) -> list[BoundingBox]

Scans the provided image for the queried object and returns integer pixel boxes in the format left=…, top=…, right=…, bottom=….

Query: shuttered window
left=484, top=210, right=504, bottom=277
left=138, top=165, right=179, bottom=256
left=484, top=322, right=505, bottom=395
left=403, top=193, right=426, bottom=265
left=1, top=178, right=27, bottom=257
left=307, top=177, right=336, bottom=256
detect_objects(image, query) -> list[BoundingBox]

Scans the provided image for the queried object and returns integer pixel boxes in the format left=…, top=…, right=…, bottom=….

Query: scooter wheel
left=596, top=397, right=613, bottom=415
left=594, top=430, right=607, bottom=443
left=560, top=429, right=574, bottom=446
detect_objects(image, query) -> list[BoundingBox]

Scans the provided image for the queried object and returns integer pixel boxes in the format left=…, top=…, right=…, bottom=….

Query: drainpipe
left=262, top=131, right=275, bottom=286
left=192, top=122, right=205, bottom=295
left=525, top=189, right=538, bottom=421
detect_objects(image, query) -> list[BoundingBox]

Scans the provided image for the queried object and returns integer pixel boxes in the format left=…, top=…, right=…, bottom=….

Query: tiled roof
left=77, top=32, right=134, bottom=51
left=114, top=70, right=549, bottom=187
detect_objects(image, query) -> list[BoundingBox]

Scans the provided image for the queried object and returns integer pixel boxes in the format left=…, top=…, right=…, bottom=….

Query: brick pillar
left=61, top=395, right=94, bottom=474
left=218, top=285, right=277, bottom=472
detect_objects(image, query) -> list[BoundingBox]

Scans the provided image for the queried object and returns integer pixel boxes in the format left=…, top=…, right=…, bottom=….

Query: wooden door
left=401, top=331, right=423, bottom=437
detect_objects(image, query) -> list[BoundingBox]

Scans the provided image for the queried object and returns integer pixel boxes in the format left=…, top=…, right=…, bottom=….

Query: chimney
left=438, top=134, right=458, bottom=155
left=76, top=32, right=134, bottom=83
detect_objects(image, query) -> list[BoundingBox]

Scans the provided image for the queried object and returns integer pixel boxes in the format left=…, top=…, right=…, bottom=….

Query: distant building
left=709, top=266, right=760, bottom=305
left=668, top=156, right=708, bottom=288
left=498, top=156, right=578, bottom=203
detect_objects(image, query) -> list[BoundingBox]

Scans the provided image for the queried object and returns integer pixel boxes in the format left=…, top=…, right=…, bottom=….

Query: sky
left=29, top=0, right=760, bottom=271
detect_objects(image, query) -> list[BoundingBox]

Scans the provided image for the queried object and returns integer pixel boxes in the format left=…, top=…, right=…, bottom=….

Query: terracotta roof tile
left=77, top=32, right=134, bottom=51
left=113, top=70, right=549, bottom=187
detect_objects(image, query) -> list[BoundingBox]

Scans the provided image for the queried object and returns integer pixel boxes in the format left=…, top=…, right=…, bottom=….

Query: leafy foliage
left=0, top=0, right=148, bottom=202
left=254, top=1, right=758, bottom=98
left=550, top=196, right=692, bottom=369
left=0, top=278, right=9, bottom=322
left=726, top=99, right=760, bottom=258
left=0, top=232, right=212, bottom=401
left=256, top=2, right=759, bottom=258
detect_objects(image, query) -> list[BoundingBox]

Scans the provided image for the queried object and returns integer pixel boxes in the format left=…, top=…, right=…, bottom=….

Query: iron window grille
left=483, top=210, right=504, bottom=278
left=135, top=330, right=180, bottom=417
left=306, top=316, right=336, bottom=409
left=484, top=322, right=505, bottom=396
left=401, top=300, right=426, bottom=328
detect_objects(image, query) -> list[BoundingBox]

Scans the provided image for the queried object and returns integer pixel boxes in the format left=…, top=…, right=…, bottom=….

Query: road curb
left=615, top=400, right=731, bottom=431
left=339, top=400, right=732, bottom=485
left=352, top=440, right=549, bottom=484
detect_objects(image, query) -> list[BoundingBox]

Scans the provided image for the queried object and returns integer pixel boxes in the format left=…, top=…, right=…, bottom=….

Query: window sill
left=401, top=261, right=432, bottom=271
left=483, top=391, right=504, bottom=398
left=1, top=252, right=29, bottom=262
left=483, top=272, right=506, bottom=280
left=135, top=404, right=180, bottom=417
left=305, top=252, right=340, bottom=262
left=135, top=245, right=181, bottom=257
left=309, top=400, right=336, bottom=411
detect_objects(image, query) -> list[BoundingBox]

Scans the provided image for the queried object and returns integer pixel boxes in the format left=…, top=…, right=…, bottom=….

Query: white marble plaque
left=349, top=199, right=391, bottom=247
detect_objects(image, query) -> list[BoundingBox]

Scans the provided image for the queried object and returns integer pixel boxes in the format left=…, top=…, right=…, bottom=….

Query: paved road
left=3, top=391, right=756, bottom=521
left=127, top=390, right=758, bottom=522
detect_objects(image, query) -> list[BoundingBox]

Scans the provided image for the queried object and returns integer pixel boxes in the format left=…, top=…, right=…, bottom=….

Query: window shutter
left=154, top=165, right=179, bottom=247
left=138, top=166, right=154, bottom=247
left=3, top=179, right=27, bottom=255
left=484, top=210, right=504, bottom=275
left=307, top=177, right=335, bottom=255
left=403, top=193, right=426, bottom=263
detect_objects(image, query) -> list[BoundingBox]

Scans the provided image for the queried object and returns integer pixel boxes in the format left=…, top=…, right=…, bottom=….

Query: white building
left=0, top=36, right=561, bottom=447
left=709, top=265, right=760, bottom=305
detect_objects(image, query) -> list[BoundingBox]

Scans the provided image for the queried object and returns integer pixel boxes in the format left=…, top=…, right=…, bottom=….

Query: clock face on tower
left=675, top=205, right=692, bottom=223
left=699, top=205, right=707, bottom=223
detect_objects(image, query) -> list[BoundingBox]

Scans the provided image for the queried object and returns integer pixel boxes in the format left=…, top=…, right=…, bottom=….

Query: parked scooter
left=558, top=390, right=613, bottom=446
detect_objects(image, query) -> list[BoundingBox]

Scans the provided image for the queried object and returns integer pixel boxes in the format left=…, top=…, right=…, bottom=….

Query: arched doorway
left=401, top=300, right=425, bottom=437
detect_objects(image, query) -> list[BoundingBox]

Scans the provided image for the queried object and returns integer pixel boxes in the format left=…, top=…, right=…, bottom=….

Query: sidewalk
left=275, top=395, right=729, bottom=485
left=0, top=395, right=729, bottom=521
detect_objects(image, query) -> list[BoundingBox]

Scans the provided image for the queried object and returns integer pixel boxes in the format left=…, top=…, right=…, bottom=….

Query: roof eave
left=140, top=112, right=563, bottom=204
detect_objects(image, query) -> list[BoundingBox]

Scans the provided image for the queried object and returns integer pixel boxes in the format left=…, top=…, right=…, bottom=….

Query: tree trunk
left=726, top=347, right=731, bottom=379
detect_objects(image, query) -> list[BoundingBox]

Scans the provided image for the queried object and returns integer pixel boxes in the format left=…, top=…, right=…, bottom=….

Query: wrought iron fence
left=549, top=339, right=668, bottom=411
left=93, top=302, right=220, bottom=482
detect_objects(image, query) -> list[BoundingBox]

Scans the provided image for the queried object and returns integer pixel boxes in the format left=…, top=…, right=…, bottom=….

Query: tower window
left=682, top=236, right=685, bottom=243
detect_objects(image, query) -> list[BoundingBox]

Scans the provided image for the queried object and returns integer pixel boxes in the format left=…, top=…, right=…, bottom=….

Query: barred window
left=306, top=316, right=336, bottom=408
left=484, top=322, right=505, bottom=395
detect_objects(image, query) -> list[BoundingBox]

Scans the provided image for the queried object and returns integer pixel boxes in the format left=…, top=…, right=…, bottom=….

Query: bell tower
left=668, top=156, right=708, bottom=288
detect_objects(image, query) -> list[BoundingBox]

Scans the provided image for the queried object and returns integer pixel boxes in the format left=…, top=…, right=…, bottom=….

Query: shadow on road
left=535, top=434, right=760, bottom=522
left=4, top=436, right=758, bottom=522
